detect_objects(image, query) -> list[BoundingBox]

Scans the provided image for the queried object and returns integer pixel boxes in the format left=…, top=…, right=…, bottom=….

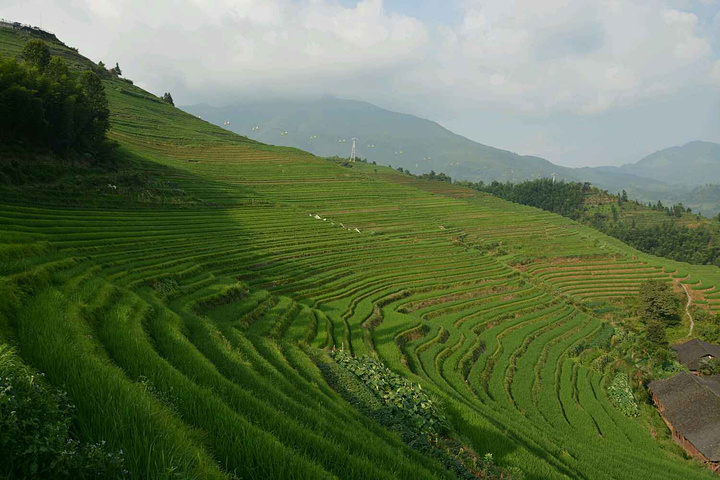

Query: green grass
left=1, top=27, right=719, bottom=479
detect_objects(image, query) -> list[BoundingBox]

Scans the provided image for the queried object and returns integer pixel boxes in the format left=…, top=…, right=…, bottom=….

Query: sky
left=2, top=0, right=719, bottom=167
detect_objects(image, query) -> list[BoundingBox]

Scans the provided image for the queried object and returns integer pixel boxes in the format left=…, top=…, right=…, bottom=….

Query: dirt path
left=682, top=283, right=694, bottom=337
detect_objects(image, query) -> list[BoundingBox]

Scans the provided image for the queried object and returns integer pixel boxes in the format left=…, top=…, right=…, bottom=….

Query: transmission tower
left=350, top=138, right=358, bottom=162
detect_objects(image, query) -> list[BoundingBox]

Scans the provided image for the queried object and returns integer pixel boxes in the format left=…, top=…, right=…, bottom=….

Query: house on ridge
left=649, top=372, right=720, bottom=472
left=673, top=338, right=720, bottom=373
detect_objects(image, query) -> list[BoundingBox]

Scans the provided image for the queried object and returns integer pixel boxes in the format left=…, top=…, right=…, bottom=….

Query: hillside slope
left=596, top=141, right=720, bottom=186
left=184, top=98, right=670, bottom=190
left=470, top=179, right=720, bottom=267
left=185, top=99, right=720, bottom=216
left=3, top=26, right=720, bottom=480
left=185, top=97, right=564, bottom=182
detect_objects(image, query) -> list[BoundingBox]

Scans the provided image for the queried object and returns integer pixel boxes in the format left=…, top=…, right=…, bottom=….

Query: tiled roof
left=672, top=339, right=720, bottom=370
left=650, top=372, right=720, bottom=461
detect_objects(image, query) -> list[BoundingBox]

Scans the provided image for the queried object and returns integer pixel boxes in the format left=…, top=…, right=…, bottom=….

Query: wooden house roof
left=650, top=372, right=720, bottom=461
left=672, top=338, right=720, bottom=371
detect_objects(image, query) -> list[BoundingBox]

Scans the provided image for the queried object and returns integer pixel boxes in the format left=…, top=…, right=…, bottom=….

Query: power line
left=350, top=138, right=357, bottom=162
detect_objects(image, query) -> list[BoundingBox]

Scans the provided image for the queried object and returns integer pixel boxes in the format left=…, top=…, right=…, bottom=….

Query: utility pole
left=350, top=138, right=357, bottom=162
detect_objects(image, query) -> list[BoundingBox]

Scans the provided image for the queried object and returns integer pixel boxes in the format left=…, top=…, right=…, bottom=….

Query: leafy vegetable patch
left=332, top=350, right=447, bottom=439
left=606, top=372, right=640, bottom=417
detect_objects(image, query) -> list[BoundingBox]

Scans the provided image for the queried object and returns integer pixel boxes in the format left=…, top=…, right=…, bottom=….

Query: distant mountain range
left=595, top=141, right=720, bottom=187
left=182, top=98, right=720, bottom=215
left=581, top=142, right=720, bottom=216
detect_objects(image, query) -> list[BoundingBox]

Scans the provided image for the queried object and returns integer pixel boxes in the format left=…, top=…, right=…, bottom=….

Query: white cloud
left=425, top=1, right=717, bottom=114
left=1, top=0, right=717, bottom=118
left=711, top=60, right=720, bottom=85
left=663, top=9, right=711, bottom=60
left=85, top=0, right=122, bottom=19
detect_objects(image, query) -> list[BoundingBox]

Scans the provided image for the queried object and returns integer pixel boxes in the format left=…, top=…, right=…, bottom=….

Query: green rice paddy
left=1, top=28, right=718, bottom=479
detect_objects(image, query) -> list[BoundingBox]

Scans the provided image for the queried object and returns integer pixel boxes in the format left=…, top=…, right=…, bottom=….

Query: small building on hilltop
left=673, top=338, right=720, bottom=372
left=649, top=372, right=720, bottom=472
left=0, top=20, right=61, bottom=42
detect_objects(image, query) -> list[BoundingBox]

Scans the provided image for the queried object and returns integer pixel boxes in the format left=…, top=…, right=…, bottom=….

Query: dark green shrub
left=0, top=48, right=111, bottom=157
left=699, top=357, right=720, bottom=376
left=20, top=39, right=50, bottom=71
left=0, top=345, right=127, bottom=479
left=639, top=281, right=680, bottom=326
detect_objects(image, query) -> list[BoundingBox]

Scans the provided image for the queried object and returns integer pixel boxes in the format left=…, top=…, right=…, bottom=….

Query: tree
left=639, top=281, right=680, bottom=326
left=645, top=321, right=668, bottom=348
left=92, top=61, right=111, bottom=79
left=20, top=39, right=51, bottom=72
left=0, top=55, right=111, bottom=157
left=0, top=83, right=46, bottom=145
left=161, top=92, right=174, bottom=106
left=611, top=204, right=619, bottom=222
left=110, top=62, right=122, bottom=76
left=79, top=71, right=110, bottom=152
left=44, top=57, right=70, bottom=82
left=463, top=178, right=586, bottom=219
left=642, top=319, right=674, bottom=364
left=621, top=190, right=628, bottom=203
left=699, top=357, right=720, bottom=375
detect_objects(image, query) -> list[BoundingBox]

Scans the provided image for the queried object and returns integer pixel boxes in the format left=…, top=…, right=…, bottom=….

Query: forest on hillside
left=460, top=178, right=720, bottom=267
left=0, top=39, right=111, bottom=159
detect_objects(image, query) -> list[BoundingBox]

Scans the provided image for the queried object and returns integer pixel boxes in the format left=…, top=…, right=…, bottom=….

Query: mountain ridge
left=184, top=96, right=563, bottom=183
left=183, top=97, right=719, bottom=214
left=595, top=141, right=720, bottom=186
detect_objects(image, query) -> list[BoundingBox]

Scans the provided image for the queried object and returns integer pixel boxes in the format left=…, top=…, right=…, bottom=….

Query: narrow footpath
left=682, top=283, right=694, bottom=337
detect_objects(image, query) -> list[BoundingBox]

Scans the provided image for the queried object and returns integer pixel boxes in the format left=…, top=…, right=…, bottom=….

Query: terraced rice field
left=520, top=258, right=671, bottom=300
left=1, top=31, right=719, bottom=479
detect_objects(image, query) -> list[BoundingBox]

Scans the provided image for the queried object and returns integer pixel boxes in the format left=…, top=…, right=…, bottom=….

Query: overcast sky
left=3, top=0, right=719, bottom=167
